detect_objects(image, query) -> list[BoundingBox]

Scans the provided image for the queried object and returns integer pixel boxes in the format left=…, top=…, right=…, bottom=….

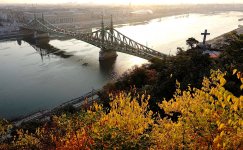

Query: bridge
left=21, top=15, right=166, bottom=61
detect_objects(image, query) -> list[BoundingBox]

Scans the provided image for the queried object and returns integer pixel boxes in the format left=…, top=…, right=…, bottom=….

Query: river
left=0, top=11, right=242, bottom=119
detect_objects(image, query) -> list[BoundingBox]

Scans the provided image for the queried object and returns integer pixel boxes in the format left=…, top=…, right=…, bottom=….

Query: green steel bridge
left=21, top=16, right=166, bottom=61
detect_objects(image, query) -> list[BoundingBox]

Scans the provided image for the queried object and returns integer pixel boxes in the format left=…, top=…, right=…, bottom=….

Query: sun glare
left=0, top=0, right=243, bottom=4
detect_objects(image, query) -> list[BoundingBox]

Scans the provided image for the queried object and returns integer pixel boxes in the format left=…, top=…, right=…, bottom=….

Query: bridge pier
left=99, top=49, right=118, bottom=61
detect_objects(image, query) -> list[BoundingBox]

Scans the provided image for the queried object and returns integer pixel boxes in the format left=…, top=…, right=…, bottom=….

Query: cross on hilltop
left=201, top=29, right=210, bottom=45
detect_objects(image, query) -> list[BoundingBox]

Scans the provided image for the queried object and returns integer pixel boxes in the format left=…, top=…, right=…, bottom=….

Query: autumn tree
left=0, top=119, right=12, bottom=149
left=186, top=37, right=199, bottom=49
left=151, top=70, right=243, bottom=149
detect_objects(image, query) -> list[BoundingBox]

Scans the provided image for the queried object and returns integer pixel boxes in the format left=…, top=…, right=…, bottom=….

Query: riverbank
left=51, top=9, right=242, bottom=30
left=12, top=89, right=101, bottom=126
left=0, top=12, right=185, bottom=40
left=0, top=33, right=33, bottom=41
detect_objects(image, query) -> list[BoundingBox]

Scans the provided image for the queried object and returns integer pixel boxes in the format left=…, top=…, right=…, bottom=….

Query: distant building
left=130, top=9, right=153, bottom=15
left=23, top=11, right=92, bottom=25
left=203, top=50, right=221, bottom=58
left=0, top=11, right=8, bottom=20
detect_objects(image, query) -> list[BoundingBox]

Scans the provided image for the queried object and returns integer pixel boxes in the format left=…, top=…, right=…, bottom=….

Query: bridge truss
left=21, top=17, right=166, bottom=60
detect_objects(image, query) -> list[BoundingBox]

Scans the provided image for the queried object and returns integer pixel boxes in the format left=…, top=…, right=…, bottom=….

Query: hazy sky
left=0, top=0, right=243, bottom=4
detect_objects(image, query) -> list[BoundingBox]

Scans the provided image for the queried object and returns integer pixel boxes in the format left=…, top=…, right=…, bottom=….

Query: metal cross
left=201, top=29, right=210, bottom=45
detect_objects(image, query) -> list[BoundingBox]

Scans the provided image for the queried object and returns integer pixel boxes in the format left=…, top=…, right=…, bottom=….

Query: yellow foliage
left=103, top=92, right=153, bottom=135
left=153, top=70, right=243, bottom=149
left=3, top=70, right=243, bottom=149
left=0, top=119, right=11, bottom=137
left=90, top=92, right=153, bottom=148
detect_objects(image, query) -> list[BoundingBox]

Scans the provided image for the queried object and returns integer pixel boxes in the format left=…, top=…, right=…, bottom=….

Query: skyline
left=1, top=0, right=243, bottom=5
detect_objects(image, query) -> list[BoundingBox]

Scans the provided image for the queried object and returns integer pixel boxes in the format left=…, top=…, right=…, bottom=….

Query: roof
left=203, top=50, right=221, bottom=58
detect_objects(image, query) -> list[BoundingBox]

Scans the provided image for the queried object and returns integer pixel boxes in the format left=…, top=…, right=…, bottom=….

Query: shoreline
left=12, top=89, right=101, bottom=126
left=73, top=10, right=240, bottom=30
left=0, top=10, right=240, bottom=40
left=0, top=33, right=33, bottom=41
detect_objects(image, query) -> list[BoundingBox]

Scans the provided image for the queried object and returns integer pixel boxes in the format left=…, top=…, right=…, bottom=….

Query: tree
left=218, top=32, right=243, bottom=71
left=152, top=70, right=243, bottom=149
left=0, top=119, right=10, bottom=137
left=0, top=119, right=12, bottom=149
left=186, top=37, right=199, bottom=49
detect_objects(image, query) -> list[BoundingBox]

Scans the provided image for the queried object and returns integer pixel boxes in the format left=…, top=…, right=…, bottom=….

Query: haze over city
left=1, top=0, right=243, bottom=4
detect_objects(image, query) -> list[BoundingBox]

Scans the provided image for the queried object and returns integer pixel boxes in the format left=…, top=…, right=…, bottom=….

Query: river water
left=0, top=11, right=242, bottom=119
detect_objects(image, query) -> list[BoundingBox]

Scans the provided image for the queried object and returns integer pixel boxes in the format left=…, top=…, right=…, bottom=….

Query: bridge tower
left=101, top=15, right=105, bottom=48
left=33, top=13, right=49, bottom=39
left=99, top=15, right=117, bottom=61
left=42, top=13, right=44, bottom=21
left=110, top=15, right=114, bottom=43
